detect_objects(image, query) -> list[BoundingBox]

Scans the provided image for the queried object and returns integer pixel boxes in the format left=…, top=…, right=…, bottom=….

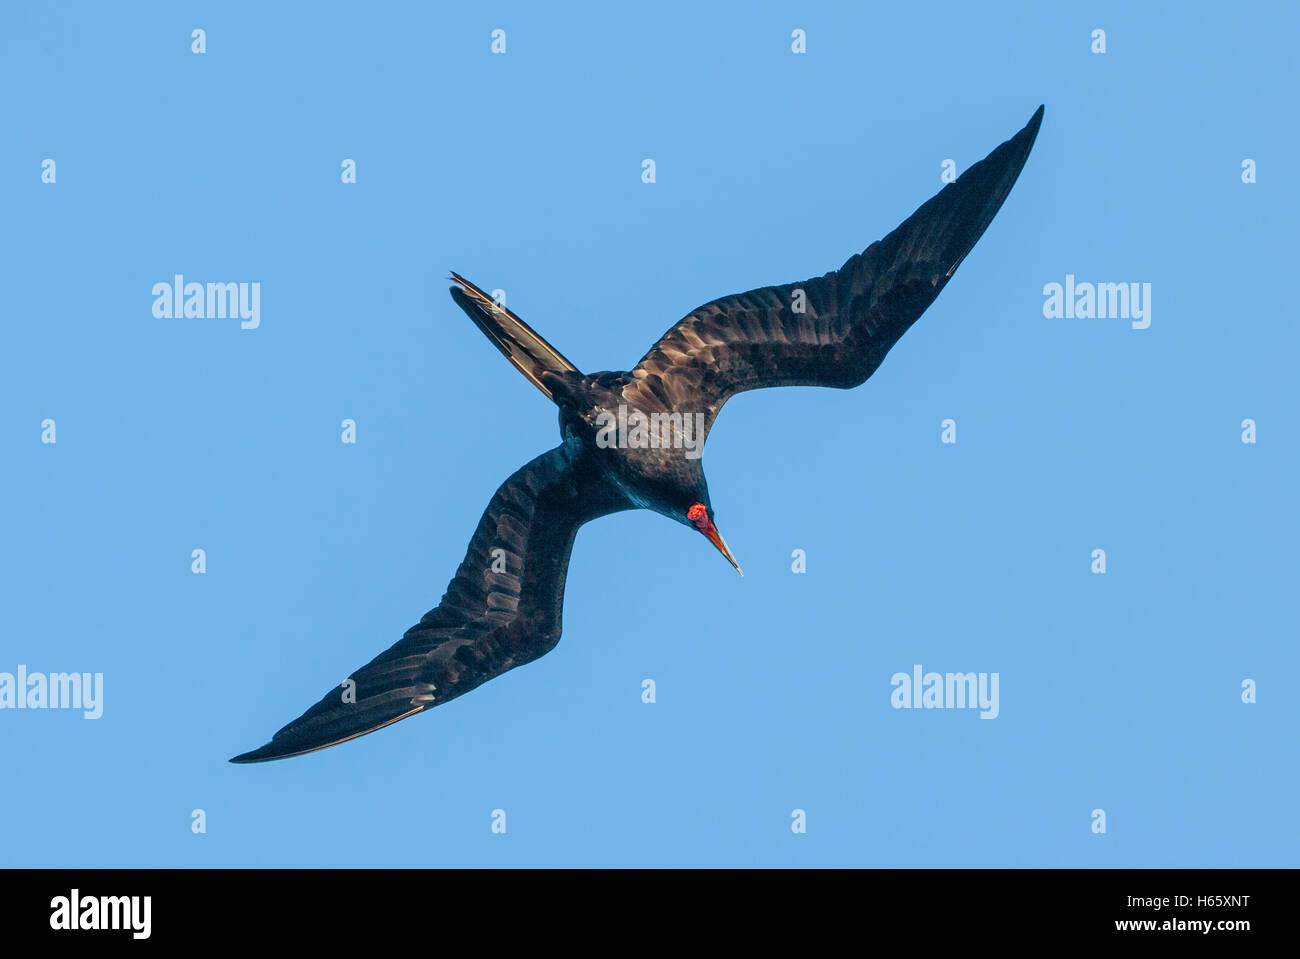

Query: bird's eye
left=687, top=503, right=709, bottom=527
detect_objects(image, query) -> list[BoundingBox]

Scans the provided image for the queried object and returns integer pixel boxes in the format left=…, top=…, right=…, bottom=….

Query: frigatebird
left=231, top=105, right=1043, bottom=763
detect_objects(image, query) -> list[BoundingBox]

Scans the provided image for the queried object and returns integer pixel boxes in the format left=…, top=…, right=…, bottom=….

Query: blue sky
left=1, top=2, right=1295, bottom=866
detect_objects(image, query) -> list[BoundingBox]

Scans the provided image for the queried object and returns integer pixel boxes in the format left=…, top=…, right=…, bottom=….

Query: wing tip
left=229, top=737, right=317, bottom=763
left=999, top=104, right=1044, bottom=166
left=1023, top=104, right=1045, bottom=144
left=228, top=745, right=277, bottom=764
left=229, top=705, right=428, bottom=765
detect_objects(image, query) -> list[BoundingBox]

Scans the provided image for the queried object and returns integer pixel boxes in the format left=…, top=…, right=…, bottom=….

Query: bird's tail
left=448, top=272, right=580, bottom=402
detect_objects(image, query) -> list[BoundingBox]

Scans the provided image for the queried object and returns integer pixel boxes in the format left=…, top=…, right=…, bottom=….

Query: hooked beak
left=699, top=519, right=744, bottom=577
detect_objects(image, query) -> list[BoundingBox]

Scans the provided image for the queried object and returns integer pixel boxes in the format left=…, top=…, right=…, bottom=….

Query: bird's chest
left=570, top=417, right=701, bottom=517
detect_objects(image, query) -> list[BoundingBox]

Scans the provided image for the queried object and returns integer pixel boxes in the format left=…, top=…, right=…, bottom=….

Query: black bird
left=231, top=106, right=1043, bottom=763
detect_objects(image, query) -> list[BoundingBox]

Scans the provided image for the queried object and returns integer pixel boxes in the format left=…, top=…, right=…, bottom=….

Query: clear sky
left=1, top=1, right=1295, bottom=866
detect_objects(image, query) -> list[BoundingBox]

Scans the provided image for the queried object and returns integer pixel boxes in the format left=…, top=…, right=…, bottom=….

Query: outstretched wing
left=231, top=444, right=630, bottom=763
left=625, top=105, right=1043, bottom=438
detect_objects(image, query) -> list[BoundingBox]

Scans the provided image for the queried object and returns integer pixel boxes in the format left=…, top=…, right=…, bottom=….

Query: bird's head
left=686, top=502, right=743, bottom=577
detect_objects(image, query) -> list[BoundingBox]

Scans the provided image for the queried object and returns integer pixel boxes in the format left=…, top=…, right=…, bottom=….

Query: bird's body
left=231, top=106, right=1044, bottom=763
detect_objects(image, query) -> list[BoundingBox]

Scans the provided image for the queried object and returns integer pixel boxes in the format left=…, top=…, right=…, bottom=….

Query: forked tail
left=449, top=272, right=580, bottom=402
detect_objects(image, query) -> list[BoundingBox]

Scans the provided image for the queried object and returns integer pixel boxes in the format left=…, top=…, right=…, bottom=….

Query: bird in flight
left=231, top=105, right=1044, bottom=763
